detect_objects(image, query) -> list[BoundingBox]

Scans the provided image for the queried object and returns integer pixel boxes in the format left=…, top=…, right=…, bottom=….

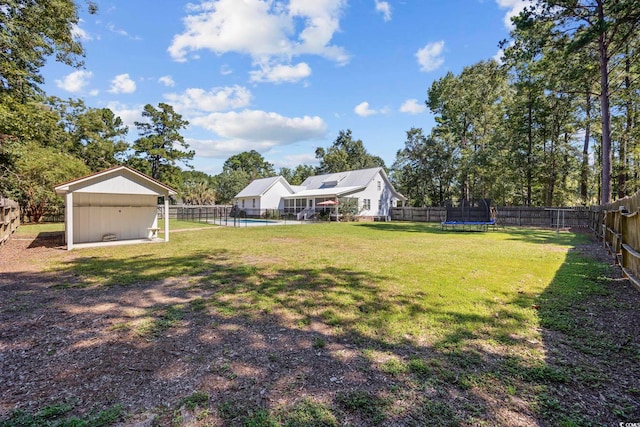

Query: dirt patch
left=1, top=232, right=639, bottom=426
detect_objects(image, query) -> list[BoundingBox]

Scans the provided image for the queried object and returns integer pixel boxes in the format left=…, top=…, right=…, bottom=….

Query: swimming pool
left=209, top=218, right=290, bottom=226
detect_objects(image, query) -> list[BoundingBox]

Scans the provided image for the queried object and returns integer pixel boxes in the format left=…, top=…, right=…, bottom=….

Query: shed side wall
left=73, top=193, right=157, bottom=243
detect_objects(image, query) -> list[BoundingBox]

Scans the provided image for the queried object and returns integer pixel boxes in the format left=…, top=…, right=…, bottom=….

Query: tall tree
left=427, top=61, right=509, bottom=202
left=0, top=0, right=94, bottom=99
left=50, top=97, right=129, bottom=171
left=512, top=0, right=640, bottom=203
left=315, top=129, right=385, bottom=173
left=222, top=150, right=275, bottom=180
left=1, top=142, right=89, bottom=222
left=278, top=164, right=315, bottom=185
left=612, top=38, right=640, bottom=197
left=391, top=128, right=456, bottom=206
left=215, top=168, right=250, bottom=204
left=0, top=97, right=71, bottom=150
left=214, top=150, right=275, bottom=204
left=132, top=103, right=192, bottom=184
left=181, top=170, right=216, bottom=205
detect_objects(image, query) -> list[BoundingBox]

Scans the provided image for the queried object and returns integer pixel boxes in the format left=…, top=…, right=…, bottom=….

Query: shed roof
left=54, top=165, right=177, bottom=196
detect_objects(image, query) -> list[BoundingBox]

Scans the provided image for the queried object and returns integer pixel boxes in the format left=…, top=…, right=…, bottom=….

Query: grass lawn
left=13, top=219, right=215, bottom=238
left=3, top=222, right=637, bottom=426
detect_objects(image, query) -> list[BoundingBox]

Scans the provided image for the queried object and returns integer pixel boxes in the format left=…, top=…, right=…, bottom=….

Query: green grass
left=14, top=219, right=213, bottom=239
left=335, top=390, right=388, bottom=424
left=0, top=402, right=123, bottom=427
left=14, top=222, right=64, bottom=237
left=22, top=222, right=611, bottom=425
left=50, top=223, right=591, bottom=347
left=180, top=391, right=210, bottom=410
left=157, top=219, right=218, bottom=230
left=135, top=304, right=185, bottom=339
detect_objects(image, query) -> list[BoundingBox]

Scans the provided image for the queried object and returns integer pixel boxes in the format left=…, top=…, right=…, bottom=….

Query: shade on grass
left=45, top=222, right=590, bottom=349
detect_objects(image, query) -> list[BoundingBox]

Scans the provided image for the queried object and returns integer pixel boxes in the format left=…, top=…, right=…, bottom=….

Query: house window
left=363, top=199, right=371, bottom=210
left=252, top=198, right=256, bottom=208
left=377, top=181, right=381, bottom=191
left=242, top=200, right=245, bottom=208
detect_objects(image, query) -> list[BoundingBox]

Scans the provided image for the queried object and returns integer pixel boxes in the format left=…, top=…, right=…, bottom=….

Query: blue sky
left=42, top=0, right=529, bottom=175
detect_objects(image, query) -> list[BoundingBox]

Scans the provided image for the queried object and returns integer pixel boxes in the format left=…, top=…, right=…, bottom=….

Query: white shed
left=54, top=166, right=177, bottom=250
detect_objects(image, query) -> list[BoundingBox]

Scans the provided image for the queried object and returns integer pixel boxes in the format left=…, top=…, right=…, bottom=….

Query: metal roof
left=234, top=167, right=407, bottom=201
left=234, top=176, right=293, bottom=198
left=299, top=167, right=381, bottom=190
left=281, top=186, right=365, bottom=198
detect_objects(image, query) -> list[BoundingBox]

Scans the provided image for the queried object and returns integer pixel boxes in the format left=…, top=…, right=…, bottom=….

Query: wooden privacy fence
left=600, top=191, right=640, bottom=290
left=390, top=207, right=446, bottom=222
left=1, top=197, right=20, bottom=246
left=390, top=206, right=592, bottom=228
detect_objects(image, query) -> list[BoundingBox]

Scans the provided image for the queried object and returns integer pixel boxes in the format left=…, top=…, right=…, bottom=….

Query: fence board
left=1, top=197, right=20, bottom=246
left=600, top=191, right=640, bottom=290
left=390, top=206, right=591, bottom=228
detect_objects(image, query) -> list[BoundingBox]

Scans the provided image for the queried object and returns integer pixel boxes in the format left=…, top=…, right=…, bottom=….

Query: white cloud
left=400, top=99, right=426, bottom=114
left=72, top=22, right=92, bottom=41
left=496, top=0, right=534, bottom=30
left=354, top=101, right=378, bottom=117
left=416, top=40, right=445, bottom=72
left=189, top=109, right=327, bottom=157
left=374, top=0, right=391, bottom=21
left=493, top=48, right=504, bottom=64
left=89, top=89, right=100, bottom=96
left=55, top=70, right=93, bottom=93
left=159, top=75, right=175, bottom=87
left=220, top=64, right=233, bottom=75
left=106, top=23, right=129, bottom=37
left=168, top=0, right=349, bottom=68
left=104, top=22, right=142, bottom=41
left=272, top=152, right=319, bottom=168
left=186, top=137, right=293, bottom=159
left=249, top=62, right=312, bottom=83
left=164, top=85, right=252, bottom=114
left=106, top=101, right=143, bottom=129
left=109, top=73, right=136, bottom=94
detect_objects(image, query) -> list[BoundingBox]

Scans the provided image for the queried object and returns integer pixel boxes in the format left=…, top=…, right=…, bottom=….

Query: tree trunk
left=598, top=1, right=612, bottom=204
left=527, top=93, right=534, bottom=206
left=581, top=92, right=591, bottom=204
left=619, top=53, right=633, bottom=198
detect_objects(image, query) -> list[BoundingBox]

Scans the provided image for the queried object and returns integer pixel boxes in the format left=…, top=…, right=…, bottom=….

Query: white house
left=54, top=166, right=177, bottom=250
left=234, top=176, right=295, bottom=216
left=234, top=167, right=406, bottom=220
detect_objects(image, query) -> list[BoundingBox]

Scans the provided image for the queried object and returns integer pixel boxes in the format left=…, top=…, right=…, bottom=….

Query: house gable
left=234, top=176, right=293, bottom=199
left=55, top=166, right=176, bottom=197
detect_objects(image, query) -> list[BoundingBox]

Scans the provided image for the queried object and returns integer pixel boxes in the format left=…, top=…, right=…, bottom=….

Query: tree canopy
left=0, top=0, right=90, bottom=99
left=3, top=0, right=640, bottom=218
left=391, top=1, right=640, bottom=207
left=222, top=150, right=275, bottom=180
left=131, top=102, right=193, bottom=188
left=315, top=130, right=386, bottom=174
left=506, top=0, right=640, bottom=203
